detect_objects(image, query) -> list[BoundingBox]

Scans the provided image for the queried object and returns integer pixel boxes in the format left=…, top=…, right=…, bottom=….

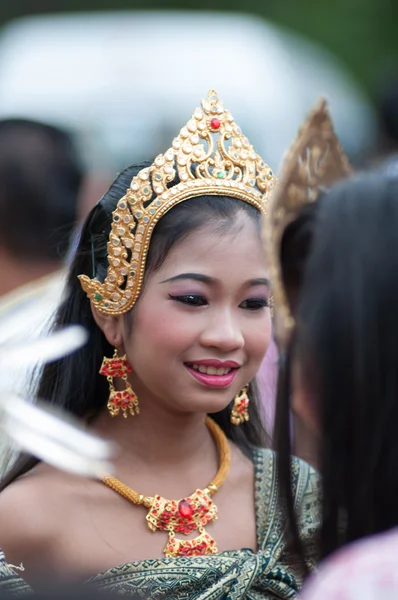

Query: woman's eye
left=240, top=298, right=269, bottom=310
left=169, top=294, right=208, bottom=307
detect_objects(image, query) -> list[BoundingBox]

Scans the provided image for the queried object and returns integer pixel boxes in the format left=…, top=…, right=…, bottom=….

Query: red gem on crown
left=210, top=118, right=221, bottom=130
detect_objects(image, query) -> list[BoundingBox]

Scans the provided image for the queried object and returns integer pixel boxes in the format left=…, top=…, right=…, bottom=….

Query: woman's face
left=121, top=213, right=272, bottom=417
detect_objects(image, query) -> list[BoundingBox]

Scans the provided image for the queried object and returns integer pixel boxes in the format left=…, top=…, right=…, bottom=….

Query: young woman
left=0, top=91, right=319, bottom=598
left=270, top=118, right=398, bottom=570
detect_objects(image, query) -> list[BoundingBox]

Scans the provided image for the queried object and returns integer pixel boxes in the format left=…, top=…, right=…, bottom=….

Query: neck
left=0, top=250, right=61, bottom=297
left=92, top=402, right=219, bottom=482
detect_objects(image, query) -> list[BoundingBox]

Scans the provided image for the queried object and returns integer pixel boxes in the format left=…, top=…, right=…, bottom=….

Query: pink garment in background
left=302, top=528, right=398, bottom=600
left=257, top=336, right=279, bottom=439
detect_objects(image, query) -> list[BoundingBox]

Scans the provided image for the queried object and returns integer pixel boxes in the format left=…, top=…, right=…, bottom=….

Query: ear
left=90, top=302, right=124, bottom=350
left=291, top=361, right=320, bottom=437
left=292, top=414, right=319, bottom=470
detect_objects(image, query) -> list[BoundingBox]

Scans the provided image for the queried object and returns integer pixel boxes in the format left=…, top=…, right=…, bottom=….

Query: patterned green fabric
left=0, top=449, right=320, bottom=598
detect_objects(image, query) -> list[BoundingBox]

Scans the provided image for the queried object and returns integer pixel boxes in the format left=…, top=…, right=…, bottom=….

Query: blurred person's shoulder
left=302, top=528, right=398, bottom=599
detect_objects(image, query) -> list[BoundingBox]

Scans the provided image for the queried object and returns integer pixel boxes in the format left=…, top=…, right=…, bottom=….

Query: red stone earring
left=230, top=385, right=250, bottom=425
left=100, top=349, right=139, bottom=418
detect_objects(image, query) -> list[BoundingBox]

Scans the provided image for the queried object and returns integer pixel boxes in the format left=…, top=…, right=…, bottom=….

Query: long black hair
left=273, top=200, right=321, bottom=573
left=0, top=162, right=269, bottom=490
left=275, top=171, right=398, bottom=563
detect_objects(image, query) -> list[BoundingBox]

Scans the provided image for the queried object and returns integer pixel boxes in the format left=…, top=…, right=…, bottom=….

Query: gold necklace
left=101, top=417, right=231, bottom=558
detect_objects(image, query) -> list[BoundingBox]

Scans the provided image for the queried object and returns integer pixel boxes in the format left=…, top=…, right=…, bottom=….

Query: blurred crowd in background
left=0, top=0, right=397, bottom=224
left=0, top=0, right=398, bottom=182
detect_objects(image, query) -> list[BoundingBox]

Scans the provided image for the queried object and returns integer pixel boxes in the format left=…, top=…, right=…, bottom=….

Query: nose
left=200, top=307, right=244, bottom=353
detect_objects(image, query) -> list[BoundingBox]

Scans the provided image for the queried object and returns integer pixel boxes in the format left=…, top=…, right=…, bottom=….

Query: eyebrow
left=159, top=273, right=270, bottom=287
left=160, top=273, right=214, bottom=284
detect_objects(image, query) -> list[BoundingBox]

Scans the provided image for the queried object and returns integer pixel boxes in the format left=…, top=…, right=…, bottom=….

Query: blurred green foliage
left=0, top=0, right=397, bottom=96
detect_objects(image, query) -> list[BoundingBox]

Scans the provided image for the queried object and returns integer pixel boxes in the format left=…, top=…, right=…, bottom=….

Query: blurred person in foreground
left=289, top=170, right=398, bottom=600
left=0, top=90, right=319, bottom=598
left=267, top=108, right=398, bottom=590
left=302, top=527, right=398, bottom=599
left=267, top=100, right=353, bottom=471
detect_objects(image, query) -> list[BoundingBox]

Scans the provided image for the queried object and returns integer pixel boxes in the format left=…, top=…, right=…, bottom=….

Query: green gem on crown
left=94, top=293, right=102, bottom=302
left=217, top=171, right=224, bottom=179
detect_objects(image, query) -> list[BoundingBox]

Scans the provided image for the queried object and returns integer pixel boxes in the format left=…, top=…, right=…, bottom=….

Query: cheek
left=245, top=314, right=272, bottom=364
left=130, top=300, right=196, bottom=354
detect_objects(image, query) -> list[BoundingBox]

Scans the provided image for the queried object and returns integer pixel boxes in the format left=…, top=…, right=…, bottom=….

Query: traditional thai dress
left=0, top=449, right=319, bottom=599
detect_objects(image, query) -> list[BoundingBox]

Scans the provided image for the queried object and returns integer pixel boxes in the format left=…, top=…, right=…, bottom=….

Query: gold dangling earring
left=230, top=385, right=250, bottom=425
left=99, top=348, right=139, bottom=418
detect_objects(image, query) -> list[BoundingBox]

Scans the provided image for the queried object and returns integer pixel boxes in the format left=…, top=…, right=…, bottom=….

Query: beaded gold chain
left=101, top=417, right=230, bottom=557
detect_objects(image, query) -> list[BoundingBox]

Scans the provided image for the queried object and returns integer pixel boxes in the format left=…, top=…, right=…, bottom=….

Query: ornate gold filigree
left=265, top=98, right=352, bottom=349
left=146, top=490, right=218, bottom=558
left=79, top=89, right=276, bottom=315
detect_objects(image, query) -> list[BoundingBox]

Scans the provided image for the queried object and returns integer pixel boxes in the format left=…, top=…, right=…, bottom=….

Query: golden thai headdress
left=79, top=90, right=277, bottom=315
left=265, top=98, right=352, bottom=349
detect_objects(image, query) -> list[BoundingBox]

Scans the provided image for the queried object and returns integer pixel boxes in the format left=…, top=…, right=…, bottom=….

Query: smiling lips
left=185, top=359, right=240, bottom=388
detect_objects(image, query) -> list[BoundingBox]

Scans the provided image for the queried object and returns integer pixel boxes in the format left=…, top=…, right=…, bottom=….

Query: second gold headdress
left=265, top=98, right=352, bottom=349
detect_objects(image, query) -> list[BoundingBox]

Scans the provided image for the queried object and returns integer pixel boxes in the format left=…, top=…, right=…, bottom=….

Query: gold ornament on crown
left=264, top=98, right=352, bottom=349
left=79, top=90, right=277, bottom=315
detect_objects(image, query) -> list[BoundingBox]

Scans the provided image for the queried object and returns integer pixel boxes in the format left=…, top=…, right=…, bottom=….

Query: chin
left=191, top=397, right=232, bottom=416
left=167, top=385, right=235, bottom=417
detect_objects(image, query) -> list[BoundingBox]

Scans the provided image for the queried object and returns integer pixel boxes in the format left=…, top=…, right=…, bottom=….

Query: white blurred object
left=0, top=271, right=66, bottom=343
left=0, top=11, right=377, bottom=171
left=0, top=271, right=66, bottom=404
left=0, top=394, right=114, bottom=477
left=0, top=326, right=87, bottom=368
left=0, top=274, right=115, bottom=478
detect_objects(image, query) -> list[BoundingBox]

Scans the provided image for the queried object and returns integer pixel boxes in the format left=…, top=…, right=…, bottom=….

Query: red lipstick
left=184, top=359, right=240, bottom=388
left=185, top=366, right=238, bottom=388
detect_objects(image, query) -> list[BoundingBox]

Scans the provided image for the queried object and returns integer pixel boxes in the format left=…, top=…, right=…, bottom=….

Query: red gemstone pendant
left=146, top=490, right=218, bottom=557
left=178, top=499, right=193, bottom=519
left=210, top=118, right=221, bottom=130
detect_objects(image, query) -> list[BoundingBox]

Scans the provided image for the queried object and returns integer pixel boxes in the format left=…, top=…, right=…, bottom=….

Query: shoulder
left=0, top=466, right=75, bottom=569
left=253, top=448, right=320, bottom=549
left=302, top=529, right=398, bottom=599
left=252, top=447, right=320, bottom=502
